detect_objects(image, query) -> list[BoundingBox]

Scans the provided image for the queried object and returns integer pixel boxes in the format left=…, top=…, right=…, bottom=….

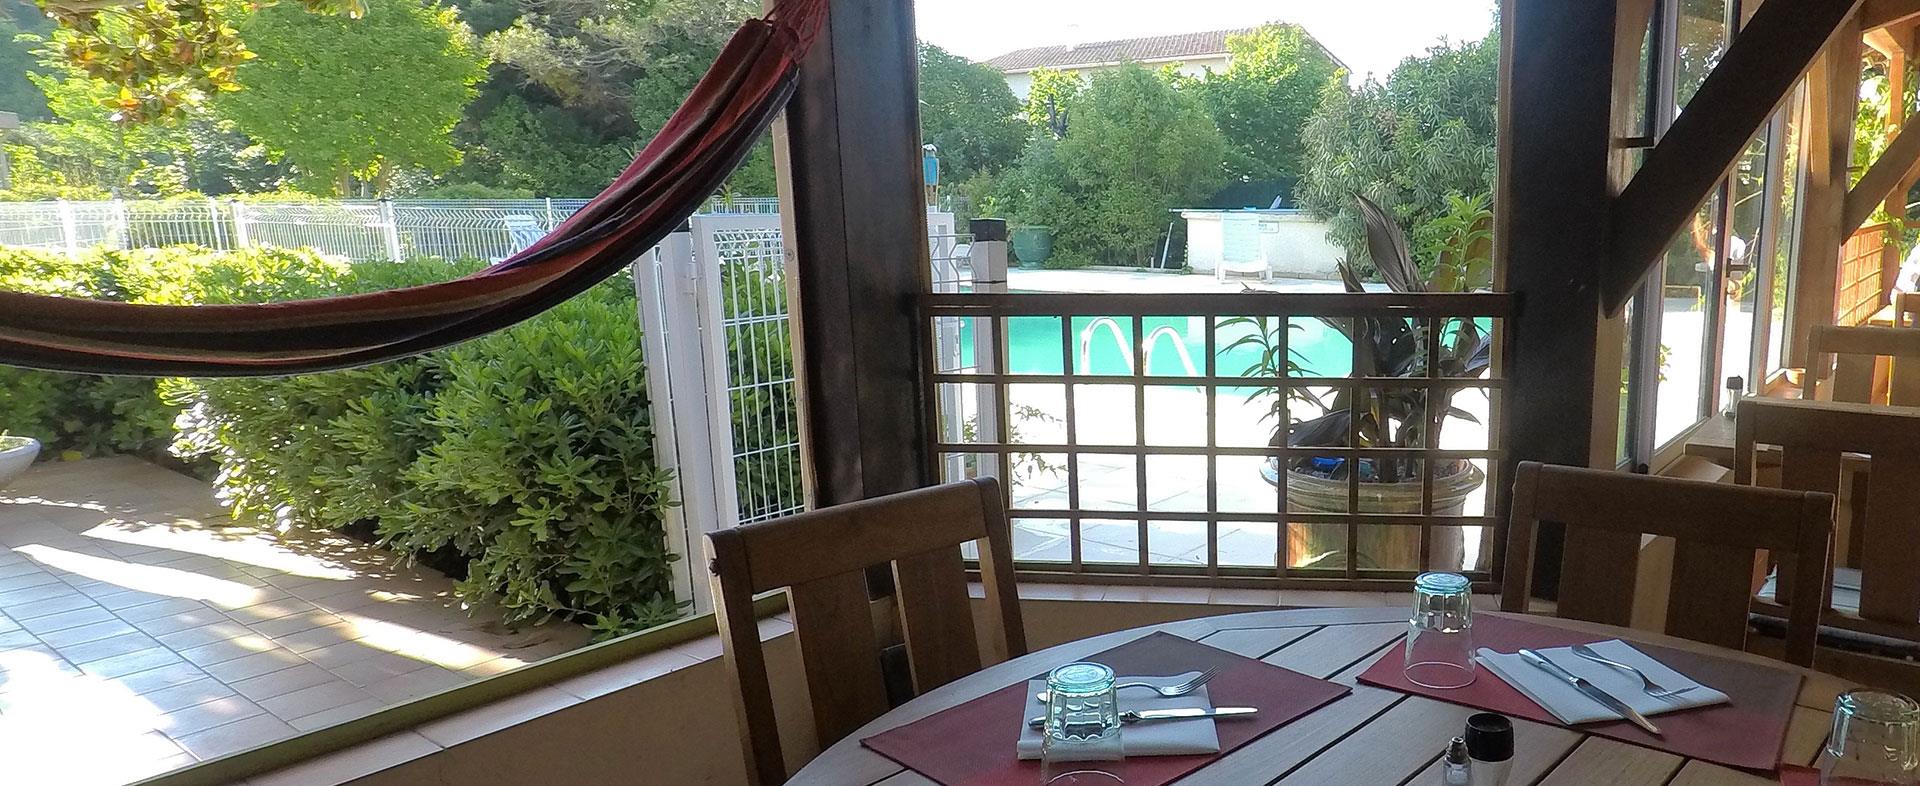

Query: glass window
left=1673, top=0, right=1728, bottom=110
left=1719, top=134, right=1767, bottom=398
left=1768, top=87, right=1806, bottom=375
left=1655, top=194, right=1720, bottom=445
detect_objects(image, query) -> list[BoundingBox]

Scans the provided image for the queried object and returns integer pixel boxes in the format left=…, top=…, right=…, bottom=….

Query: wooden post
left=769, top=0, right=934, bottom=507
left=1887, top=45, right=1908, bottom=220
left=1496, top=0, right=1624, bottom=598
left=1791, top=16, right=1864, bottom=366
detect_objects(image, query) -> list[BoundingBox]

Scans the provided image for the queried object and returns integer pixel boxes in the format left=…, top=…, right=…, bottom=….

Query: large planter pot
left=0, top=436, right=40, bottom=487
left=1009, top=225, right=1054, bottom=267
left=1263, top=459, right=1486, bottom=571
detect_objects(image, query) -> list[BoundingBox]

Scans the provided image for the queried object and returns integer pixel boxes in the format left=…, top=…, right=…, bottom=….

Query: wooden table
left=792, top=607, right=1854, bottom=785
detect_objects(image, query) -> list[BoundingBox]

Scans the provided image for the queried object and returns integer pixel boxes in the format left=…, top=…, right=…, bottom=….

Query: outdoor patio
left=0, top=457, right=588, bottom=785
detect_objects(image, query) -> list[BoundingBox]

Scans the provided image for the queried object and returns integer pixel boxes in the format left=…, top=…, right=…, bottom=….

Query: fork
left=1569, top=644, right=1696, bottom=700
left=1035, top=666, right=1220, bottom=703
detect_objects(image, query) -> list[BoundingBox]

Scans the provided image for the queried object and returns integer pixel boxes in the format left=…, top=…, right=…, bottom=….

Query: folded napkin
left=1015, top=671, right=1222, bottom=760
left=1476, top=639, right=1730, bottom=726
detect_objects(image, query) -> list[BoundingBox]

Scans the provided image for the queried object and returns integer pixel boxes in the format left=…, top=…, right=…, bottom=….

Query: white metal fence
left=0, top=196, right=781, bottom=262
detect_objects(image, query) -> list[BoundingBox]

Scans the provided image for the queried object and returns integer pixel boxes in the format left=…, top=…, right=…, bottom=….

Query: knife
left=1027, top=707, right=1257, bottom=728
left=1518, top=648, right=1662, bottom=736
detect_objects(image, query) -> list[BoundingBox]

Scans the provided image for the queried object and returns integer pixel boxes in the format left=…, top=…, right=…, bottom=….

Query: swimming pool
left=956, top=315, right=1354, bottom=378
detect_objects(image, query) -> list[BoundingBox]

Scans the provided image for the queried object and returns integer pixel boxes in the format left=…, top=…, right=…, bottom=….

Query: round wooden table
left=792, top=606, right=1853, bottom=785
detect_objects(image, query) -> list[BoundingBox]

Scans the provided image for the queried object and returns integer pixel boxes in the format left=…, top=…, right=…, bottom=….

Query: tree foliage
left=1296, top=31, right=1498, bottom=271
left=917, top=42, right=1023, bottom=183
left=217, top=0, right=487, bottom=194
left=1191, top=24, right=1344, bottom=183
left=996, top=64, right=1226, bottom=267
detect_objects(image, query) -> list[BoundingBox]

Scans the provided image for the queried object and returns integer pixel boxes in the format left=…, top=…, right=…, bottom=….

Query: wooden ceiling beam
left=1847, top=110, right=1920, bottom=230
left=1602, top=0, right=1864, bottom=314
left=1864, top=0, right=1920, bottom=29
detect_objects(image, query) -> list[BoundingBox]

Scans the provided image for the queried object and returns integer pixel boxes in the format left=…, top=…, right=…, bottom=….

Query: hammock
left=0, top=0, right=828, bottom=377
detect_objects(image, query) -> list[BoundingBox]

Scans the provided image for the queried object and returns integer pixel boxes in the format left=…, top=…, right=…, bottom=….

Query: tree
left=998, top=64, right=1226, bottom=267
left=217, top=0, right=488, bottom=194
left=1021, top=67, right=1083, bottom=138
left=1296, top=31, right=1498, bottom=272
left=1192, top=24, right=1344, bottom=184
left=916, top=42, right=1023, bottom=183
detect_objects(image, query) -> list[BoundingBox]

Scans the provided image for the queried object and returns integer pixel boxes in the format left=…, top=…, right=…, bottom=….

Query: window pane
left=1657, top=194, right=1720, bottom=446
left=1674, top=0, right=1729, bottom=111
left=1770, top=88, right=1806, bottom=374
left=1721, top=133, right=1767, bottom=398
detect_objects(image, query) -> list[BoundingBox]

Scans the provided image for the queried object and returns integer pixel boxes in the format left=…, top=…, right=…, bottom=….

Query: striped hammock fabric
left=0, top=0, right=828, bottom=377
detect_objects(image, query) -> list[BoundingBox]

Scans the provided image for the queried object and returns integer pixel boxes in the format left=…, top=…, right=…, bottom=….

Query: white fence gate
left=638, top=211, right=963, bottom=611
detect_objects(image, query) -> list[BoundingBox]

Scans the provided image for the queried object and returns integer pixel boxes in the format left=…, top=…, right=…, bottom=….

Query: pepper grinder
left=1465, top=712, right=1513, bottom=786
left=1440, top=736, right=1471, bottom=785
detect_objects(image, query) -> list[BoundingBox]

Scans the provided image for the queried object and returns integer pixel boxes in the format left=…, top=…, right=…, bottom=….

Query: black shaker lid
left=1465, top=712, right=1514, bottom=761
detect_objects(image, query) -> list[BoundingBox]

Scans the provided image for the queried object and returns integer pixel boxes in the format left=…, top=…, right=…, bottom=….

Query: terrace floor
left=0, top=457, right=589, bottom=785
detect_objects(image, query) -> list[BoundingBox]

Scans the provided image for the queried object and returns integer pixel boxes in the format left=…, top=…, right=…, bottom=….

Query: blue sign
left=923, top=153, right=940, bottom=187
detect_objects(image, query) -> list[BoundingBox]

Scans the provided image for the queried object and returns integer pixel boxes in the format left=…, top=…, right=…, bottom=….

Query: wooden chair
left=708, top=477, right=1027, bottom=785
left=1807, top=323, right=1920, bottom=406
left=1502, top=461, right=1834, bottom=666
left=1896, top=290, right=1919, bottom=328
left=1736, top=398, right=1920, bottom=666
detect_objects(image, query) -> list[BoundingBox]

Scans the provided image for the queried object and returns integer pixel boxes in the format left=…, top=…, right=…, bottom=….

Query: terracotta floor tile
left=228, top=663, right=337, bottom=702
left=171, top=712, right=297, bottom=760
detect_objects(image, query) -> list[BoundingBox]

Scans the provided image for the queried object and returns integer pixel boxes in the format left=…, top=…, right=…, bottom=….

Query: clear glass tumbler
left=1822, top=690, right=1920, bottom=785
left=1405, top=571, right=1476, bottom=689
left=1041, top=662, right=1126, bottom=784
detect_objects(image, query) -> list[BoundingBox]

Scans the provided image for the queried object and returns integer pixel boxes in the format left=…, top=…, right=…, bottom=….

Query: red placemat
left=1356, top=615, right=1803, bottom=772
left=860, top=631, right=1350, bottom=786
left=1779, top=764, right=1816, bottom=784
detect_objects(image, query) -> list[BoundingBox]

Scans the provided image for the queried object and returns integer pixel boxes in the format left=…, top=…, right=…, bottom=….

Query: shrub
left=3, top=245, right=681, bottom=637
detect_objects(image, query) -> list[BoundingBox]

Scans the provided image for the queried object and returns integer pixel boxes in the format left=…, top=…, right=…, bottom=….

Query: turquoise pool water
left=957, top=315, right=1355, bottom=378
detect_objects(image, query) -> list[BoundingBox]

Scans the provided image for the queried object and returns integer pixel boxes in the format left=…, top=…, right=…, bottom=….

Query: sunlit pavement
left=0, top=457, right=589, bottom=785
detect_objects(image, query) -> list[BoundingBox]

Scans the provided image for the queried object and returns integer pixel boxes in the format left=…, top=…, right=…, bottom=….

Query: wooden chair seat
left=1808, top=323, right=1920, bottom=406
left=1502, top=461, right=1834, bottom=666
left=708, top=477, right=1026, bottom=785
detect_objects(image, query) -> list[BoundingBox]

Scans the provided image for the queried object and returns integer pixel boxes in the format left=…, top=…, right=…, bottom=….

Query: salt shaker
left=1465, top=712, right=1514, bottom=786
left=1440, top=736, right=1471, bottom=785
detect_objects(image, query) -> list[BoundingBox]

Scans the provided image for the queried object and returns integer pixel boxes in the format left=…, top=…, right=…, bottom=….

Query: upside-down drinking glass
left=1041, top=662, right=1126, bottom=784
left=1822, top=690, right=1920, bottom=785
left=1405, top=572, right=1476, bottom=689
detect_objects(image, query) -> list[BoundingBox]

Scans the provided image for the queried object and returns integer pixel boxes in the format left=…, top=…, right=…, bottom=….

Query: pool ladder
left=1078, top=318, right=1202, bottom=383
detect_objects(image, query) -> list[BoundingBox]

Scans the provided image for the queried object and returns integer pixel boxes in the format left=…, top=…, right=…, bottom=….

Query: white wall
left=1002, top=55, right=1231, bottom=100
left=1181, top=210, right=1343, bottom=280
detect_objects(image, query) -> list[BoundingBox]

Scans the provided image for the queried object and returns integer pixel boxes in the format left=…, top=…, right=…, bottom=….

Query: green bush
left=3, top=245, right=683, bottom=637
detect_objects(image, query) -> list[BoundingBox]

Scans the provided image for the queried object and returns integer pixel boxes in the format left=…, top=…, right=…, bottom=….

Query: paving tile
left=155, top=620, right=255, bottom=651
left=34, top=618, right=139, bottom=649
left=118, top=597, right=210, bottom=623
left=272, top=620, right=363, bottom=654
left=223, top=597, right=318, bottom=626
left=203, top=649, right=309, bottom=685
left=16, top=605, right=116, bottom=635
left=113, top=661, right=214, bottom=696
left=297, top=639, right=386, bottom=671
left=258, top=680, right=375, bottom=721
left=327, top=653, right=435, bottom=689
left=141, top=676, right=242, bottom=714
left=244, top=610, right=341, bottom=640
left=176, top=635, right=276, bottom=668
left=155, top=694, right=268, bottom=738
left=2, top=591, right=96, bottom=620
left=0, top=570, right=62, bottom=593
left=229, top=663, right=338, bottom=702
left=94, top=588, right=180, bottom=611
left=56, top=631, right=165, bottom=666
left=77, top=646, right=187, bottom=680
left=171, top=712, right=297, bottom=760
left=130, top=606, right=231, bottom=637
left=0, top=580, right=83, bottom=608
left=285, top=696, right=387, bottom=732
left=362, top=666, right=467, bottom=703
left=0, top=629, right=41, bottom=651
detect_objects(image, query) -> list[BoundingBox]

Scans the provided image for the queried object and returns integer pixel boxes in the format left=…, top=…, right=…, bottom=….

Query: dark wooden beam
left=1496, top=0, right=1622, bottom=598
left=1846, top=110, right=1920, bottom=232
left=770, top=0, right=934, bottom=506
left=1865, top=0, right=1920, bottom=28
left=1602, top=0, right=1864, bottom=314
left=1791, top=18, right=1865, bottom=366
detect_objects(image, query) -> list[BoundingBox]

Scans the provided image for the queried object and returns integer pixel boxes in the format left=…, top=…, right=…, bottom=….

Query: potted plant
left=1230, top=194, right=1493, bottom=571
left=0, top=433, right=40, bottom=487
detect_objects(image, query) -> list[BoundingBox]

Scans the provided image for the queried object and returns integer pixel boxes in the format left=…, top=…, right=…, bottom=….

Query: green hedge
left=2, top=247, right=681, bottom=637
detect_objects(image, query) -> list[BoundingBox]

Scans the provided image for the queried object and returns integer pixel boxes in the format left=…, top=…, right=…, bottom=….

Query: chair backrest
left=707, top=477, right=1026, bottom=785
left=1897, top=291, right=1920, bottom=329
left=1502, top=461, right=1833, bottom=666
left=1808, top=324, right=1920, bottom=406
left=1736, top=398, right=1920, bottom=648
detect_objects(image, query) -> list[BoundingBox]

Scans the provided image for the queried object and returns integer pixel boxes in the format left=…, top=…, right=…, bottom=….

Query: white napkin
left=1015, top=672, right=1222, bottom=760
left=1475, top=639, right=1730, bottom=725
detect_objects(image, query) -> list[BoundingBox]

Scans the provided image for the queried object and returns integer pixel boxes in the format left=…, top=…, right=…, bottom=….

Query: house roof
left=983, top=26, right=1343, bottom=75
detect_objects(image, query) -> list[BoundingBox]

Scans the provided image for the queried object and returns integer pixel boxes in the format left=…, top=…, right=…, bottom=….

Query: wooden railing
left=924, top=291, right=1518, bottom=592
